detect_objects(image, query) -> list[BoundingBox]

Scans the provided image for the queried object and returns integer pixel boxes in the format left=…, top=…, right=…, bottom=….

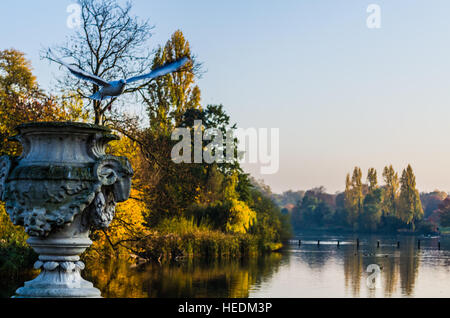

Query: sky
left=1, top=0, right=450, bottom=194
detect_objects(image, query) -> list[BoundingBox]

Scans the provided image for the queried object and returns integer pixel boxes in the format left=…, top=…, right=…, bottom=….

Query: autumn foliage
left=0, top=43, right=290, bottom=269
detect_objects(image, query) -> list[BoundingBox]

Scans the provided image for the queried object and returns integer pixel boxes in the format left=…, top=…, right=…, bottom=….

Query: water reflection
left=250, top=234, right=447, bottom=298
left=399, top=238, right=420, bottom=296
left=84, top=253, right=286, bottom=298
left=343, top=247, right=363, bottom=297
left=3, top=235, right=450, bottom=298
left=341, top=236, right=421, bottom=297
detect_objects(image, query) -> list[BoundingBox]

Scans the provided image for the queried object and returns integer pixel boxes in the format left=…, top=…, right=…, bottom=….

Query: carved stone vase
left=0, top=122, right=133, bottom=298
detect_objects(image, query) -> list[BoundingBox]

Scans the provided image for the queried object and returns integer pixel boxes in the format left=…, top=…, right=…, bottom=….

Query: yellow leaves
left=59, top=93, right=90, bottom=123
left=226, top=198, right=257, bottom=234
left=88, top=188, right=148, bottom=259
left=0, top=203, right=28, bottom=246
left=0, top=49, right=38, bottom=94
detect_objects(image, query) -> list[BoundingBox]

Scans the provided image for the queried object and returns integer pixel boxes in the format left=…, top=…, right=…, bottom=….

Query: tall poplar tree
left=382, top=165, right=399, bottom=216
left=142, top=30, right=201, bottom=132
left=367, top=168, right=378, bottom=191
left=398, top=165, right=423, bottom=230
left=363, top=168, right=383, bottom=231
left=344, top=167, right=363, bottom=229
left=352, top=167, right=364, bottom=217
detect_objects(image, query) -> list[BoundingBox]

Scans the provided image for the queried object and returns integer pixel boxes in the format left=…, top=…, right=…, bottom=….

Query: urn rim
left=15, top=121, right=112, bottom=133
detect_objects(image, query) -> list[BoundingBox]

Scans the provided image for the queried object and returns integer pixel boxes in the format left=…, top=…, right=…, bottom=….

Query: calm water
left=4, top=234, right=450, bottom=298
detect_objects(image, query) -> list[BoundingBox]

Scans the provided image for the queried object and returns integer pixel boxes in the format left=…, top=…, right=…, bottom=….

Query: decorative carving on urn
left=0, top=122, right=133, bottom=298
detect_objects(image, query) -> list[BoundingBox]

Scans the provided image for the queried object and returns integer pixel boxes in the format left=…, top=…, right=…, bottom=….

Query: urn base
left=14, top=222, right=102, bottom=298
left=15, top=275, right=101, bottom=298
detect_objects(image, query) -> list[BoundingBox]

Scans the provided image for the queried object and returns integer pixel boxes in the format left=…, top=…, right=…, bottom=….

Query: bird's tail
left=89, top=91, right=103, bottom=101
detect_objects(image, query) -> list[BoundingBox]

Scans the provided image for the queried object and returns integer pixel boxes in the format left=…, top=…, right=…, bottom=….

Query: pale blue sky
left=1, top=0, right=450, bottom=193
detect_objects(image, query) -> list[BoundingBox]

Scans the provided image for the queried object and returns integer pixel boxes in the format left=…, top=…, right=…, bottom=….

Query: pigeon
left=50, top=50, right=190, bottom=101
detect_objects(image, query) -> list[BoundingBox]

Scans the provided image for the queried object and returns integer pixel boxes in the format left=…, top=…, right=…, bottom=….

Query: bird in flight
left=50, top=50, right=190, bottom=101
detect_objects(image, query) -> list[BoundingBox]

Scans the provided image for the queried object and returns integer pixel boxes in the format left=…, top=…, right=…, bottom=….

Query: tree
left=0, top=49, right=82, bottom=156
left=398, top=165, right=423, bottom=230
left=361, top=168, right=383, bottom=231
left=344, top=173, right=352, bottom=225
left=272, top=190, right=305, bottom=207
left=352, top=167, right=363, bottom=216
left=344, top=167, right=363, bottom=229
left=142, top=30, right=201, bottom=131
left=299, top=193, right=320, bottom=227
left=248, top=187, right=292, bottom=247
left=0, top=49, right=37, bottom=97
left=112, top=30, right=201, bottom=178
left=382, top=165, right=399, bottom=216
left=438, top=198, right=450, bottom=227
left=121, top=31, right=207, bottom=227
left=44, top=0, right=154, bottom=124
left=367, top=168, right=378, bottom=191
left=334, top=192, right=349, bottom=228
left=362, top=188, right=383, bottom=231
left=420, top=190, right=447, bottom=218
left=293, top=188, right=334, bottom=228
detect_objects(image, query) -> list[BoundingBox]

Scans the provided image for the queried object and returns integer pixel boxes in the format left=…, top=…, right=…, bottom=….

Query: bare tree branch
left=43, top=0, right=154, bottom=125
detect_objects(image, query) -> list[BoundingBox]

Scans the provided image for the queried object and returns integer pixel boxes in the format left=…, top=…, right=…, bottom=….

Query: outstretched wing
left=49, top=50, right=110, bottom=87
left=126, top=56, right=190, bottom=84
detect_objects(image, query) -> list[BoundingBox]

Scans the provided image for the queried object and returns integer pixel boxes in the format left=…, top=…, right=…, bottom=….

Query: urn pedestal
left=0, top=122, right=133, bottom=298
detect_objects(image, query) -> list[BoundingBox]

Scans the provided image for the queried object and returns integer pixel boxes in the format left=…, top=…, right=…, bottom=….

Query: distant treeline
left=272, top=165, right=450, bottom=234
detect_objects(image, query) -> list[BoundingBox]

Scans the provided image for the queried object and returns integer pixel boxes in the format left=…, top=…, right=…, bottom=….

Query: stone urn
left=0, top=122, right=133, bottom=298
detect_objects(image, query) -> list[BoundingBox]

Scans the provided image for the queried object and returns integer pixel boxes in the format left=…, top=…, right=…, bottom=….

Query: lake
left=4, top=234, right=450, bottom=298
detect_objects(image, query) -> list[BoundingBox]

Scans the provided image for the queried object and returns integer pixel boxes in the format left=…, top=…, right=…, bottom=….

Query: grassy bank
left=143, top=218, right=283, bottom=261
left=85, top=217, right=284, bottom=263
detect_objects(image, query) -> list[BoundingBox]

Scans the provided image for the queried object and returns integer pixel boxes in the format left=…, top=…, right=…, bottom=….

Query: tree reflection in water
left=341, top=236, right=419, bottom=297
left=83, top=253, right=286, bottom=298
